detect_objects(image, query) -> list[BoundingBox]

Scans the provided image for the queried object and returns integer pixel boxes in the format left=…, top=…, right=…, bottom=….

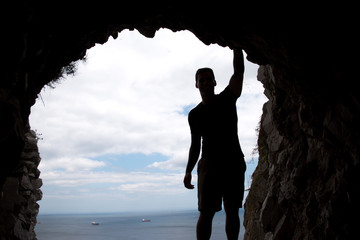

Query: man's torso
left=189, top=86, right=245, bottom=171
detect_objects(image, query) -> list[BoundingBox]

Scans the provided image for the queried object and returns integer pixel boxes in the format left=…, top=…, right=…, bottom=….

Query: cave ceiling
left=5, top=2, right=358, bottom=99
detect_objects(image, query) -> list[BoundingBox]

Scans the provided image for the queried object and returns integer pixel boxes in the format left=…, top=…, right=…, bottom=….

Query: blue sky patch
left=179, top=104, right=196, bottom=116
left=91, top=153, right=169, bottom=172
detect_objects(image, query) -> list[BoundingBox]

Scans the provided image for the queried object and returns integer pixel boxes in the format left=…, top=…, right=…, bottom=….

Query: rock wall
left=244, top=65, right=360, bottom=239
left=0, top=129, right=42, bottom=240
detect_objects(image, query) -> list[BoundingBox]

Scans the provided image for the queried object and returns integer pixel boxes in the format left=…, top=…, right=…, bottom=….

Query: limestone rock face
left=244, top=65, right=360, bottom=239
left=1, top=2, right=359, bottom=239
left=0, top=130, right=42, bottom=239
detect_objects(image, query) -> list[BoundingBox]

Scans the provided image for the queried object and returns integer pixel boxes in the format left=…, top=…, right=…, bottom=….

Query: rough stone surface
left=0, top=130, right=42, bottom=240
left=1, top=1, right=360, bottom=239
left=244, top=65, right=360, bottom=239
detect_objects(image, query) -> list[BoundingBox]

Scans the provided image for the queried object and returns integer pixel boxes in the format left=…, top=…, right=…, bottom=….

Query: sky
left=29, top=29, right=267, bottom=214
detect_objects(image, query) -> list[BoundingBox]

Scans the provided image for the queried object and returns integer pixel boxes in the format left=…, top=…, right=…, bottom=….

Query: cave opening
left=28, top=28, right=265, bottom=236
left=2, top=4, right=359, bottom=238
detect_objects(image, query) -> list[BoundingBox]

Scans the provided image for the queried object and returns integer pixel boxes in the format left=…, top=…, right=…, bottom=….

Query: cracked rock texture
left=0, top=130, right=42, bottom=240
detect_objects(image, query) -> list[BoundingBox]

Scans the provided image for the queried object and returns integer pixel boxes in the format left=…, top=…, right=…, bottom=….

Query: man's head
left=195, top=68, right=217, bottom=93
left=195, top=68, right=215, bottom=83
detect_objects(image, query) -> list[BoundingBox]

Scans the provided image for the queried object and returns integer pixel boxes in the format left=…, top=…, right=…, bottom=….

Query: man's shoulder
left=190, top=102, right=202, bottom=113
left=218, top=85, right=231, bottom=96
left=188, top=103, right=202, bottom=119
left=217, top=86, right=238, bottom=101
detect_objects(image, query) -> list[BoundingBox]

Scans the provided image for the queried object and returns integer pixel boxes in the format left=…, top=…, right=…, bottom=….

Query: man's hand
left=183, top=172, right=195, bottom=189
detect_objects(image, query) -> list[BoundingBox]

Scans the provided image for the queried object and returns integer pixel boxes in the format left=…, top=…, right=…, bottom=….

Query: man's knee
left=200, top=210, right=215, bottom=216
left=199, top=210, right=216, bottom=221
left=223, top=202, right=239, bottom=216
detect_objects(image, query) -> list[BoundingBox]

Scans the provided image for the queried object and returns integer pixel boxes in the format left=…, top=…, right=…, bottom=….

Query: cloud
left=39, top=157, right=106, bottom=172
left=112, top=172, right=188, bottom=195
left=40, top=168, right=192, bottom=209
left=32, top=29, right=264, bottom=162
left=30, top=28, right=266, bottom=213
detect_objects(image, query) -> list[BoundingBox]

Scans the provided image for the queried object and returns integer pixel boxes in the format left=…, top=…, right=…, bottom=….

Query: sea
left=35, top=209, right=245, bottom=240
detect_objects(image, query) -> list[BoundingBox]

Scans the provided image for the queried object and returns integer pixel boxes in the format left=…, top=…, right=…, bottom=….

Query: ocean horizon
left=35, top=209, right=245, bottom=239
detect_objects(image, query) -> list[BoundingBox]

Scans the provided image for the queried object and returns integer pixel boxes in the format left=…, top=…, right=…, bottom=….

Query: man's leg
left=197, top=210, right=215, bottom=240
left=224, top=202, right=240, bottom=240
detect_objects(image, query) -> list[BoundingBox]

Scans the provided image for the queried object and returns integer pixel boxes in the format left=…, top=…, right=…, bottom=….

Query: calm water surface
left=35, top=209, right=245, bottom=239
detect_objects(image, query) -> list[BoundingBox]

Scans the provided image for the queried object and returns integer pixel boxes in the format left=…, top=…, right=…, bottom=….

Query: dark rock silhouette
left=1, top=2, right=359, bottom=239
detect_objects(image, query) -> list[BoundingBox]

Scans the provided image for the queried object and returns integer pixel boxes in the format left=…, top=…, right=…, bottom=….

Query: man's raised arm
left=228, top=49, right=245, bottom=98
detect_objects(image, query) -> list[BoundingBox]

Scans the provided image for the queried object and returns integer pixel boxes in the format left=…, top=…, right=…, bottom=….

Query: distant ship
left=142, top=219, right=151, bottom=222
left=91, top=221, right=100, bottom=225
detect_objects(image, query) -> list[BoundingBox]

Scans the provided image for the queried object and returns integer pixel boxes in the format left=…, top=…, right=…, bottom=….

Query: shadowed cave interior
left=1, top=2, right=360, bottom=239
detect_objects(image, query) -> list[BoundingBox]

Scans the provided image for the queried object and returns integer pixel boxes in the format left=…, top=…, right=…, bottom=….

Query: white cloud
left=113, top=172, right=188, bottom=195
left=41, top=169, right=185, bottom=187
left=39, top=157, right=105, bottom=172
left=30, top=28, right=266, bottom=213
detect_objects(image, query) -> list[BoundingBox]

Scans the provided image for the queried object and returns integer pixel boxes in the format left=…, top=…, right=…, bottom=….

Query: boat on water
left=91, top=221, right=100, bottom=225
left=142, top=219, right=151, bottom=222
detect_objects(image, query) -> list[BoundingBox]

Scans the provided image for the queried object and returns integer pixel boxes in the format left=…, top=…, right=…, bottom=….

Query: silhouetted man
left=184, top=49, right=246, bottom=240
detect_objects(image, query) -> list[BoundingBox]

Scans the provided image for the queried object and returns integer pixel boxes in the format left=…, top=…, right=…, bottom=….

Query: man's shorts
left=197, top=157, right=245, bottom=212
